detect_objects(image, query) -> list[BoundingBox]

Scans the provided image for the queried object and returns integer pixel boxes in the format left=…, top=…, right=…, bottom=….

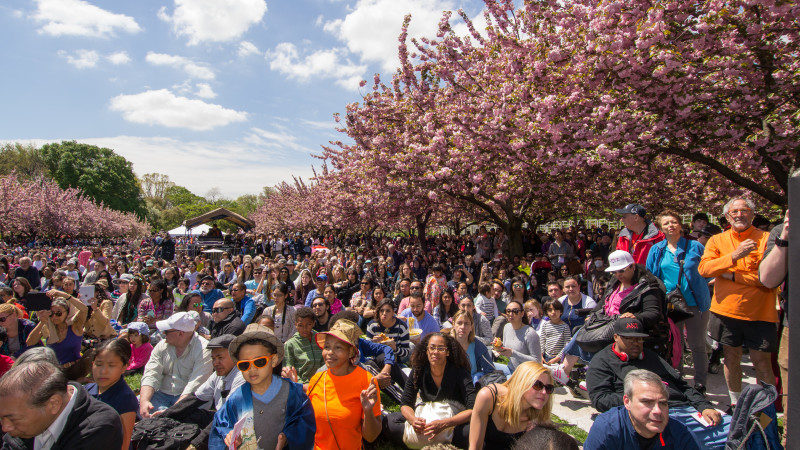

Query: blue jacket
left=234, top=295, right=256, bottom=324
left=210, top=378, right=315, bottom=450
left=646, top=238, right=711, bottom=312
left=358, top=337, right=395, bottom=366
left=583, top=405, right=700, bottom=450
left=193, top=289, right=226, bottom=313
left=471, top=339, right=494, bottom=377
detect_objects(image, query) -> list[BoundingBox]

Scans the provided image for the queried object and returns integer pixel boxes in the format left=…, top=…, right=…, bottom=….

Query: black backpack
left=131, top=417, right=200, bottom=450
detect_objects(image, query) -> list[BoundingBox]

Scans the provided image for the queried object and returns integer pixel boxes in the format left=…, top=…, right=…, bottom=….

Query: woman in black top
left=383, top=332, right=476, bottom=447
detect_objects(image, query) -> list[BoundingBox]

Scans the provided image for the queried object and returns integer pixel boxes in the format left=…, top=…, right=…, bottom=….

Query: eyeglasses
left=427, top=345, right=448, bottom=353
left=237, top=355, right=271, bottom=371
left=147, top=288, right=160, bottom=292
left=410, top=286, right=422, bottom=290
left=51, top=311, right=63, bottom=317
left=727, top=208, right=752, bottom=216
left=506, top=308, right=522, bottom=314
left=532, top=380, right=555, bottom=394
left=212, top=307, right=232, bottom=313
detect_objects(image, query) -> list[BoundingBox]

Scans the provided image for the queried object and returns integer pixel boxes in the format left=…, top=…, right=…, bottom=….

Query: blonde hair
left=497, top=361, right=553, bottom=428
left=451, top=310, right=475, bottom=343
left=0, top=304, right=18, bottom=316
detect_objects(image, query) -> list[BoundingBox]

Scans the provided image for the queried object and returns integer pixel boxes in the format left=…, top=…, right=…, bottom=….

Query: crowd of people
left=0, top=196, right=788, bottom=449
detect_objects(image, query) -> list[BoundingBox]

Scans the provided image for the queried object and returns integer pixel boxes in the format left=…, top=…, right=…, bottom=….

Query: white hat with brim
left=605, top=250, right=635, bottom=272
left=156, top=311, right=196, bottom=332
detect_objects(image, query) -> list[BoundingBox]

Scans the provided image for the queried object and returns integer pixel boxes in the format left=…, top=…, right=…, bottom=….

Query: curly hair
left=410, top=332, right=470, bottom=389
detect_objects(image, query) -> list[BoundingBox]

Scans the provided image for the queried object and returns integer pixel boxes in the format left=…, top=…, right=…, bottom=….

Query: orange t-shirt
left=698, top=226, right=778, bottom=323
left=308, top=366, right=381, bottom=450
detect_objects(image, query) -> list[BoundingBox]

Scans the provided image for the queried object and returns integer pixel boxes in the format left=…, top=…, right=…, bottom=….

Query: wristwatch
left=775, top=236, right=789, bottom=248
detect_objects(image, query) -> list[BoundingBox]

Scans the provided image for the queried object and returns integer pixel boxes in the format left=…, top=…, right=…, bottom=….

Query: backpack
left=131, top=417, right=201, bottom=450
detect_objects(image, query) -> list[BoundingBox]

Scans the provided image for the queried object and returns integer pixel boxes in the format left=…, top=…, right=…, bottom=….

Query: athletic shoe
left=566, top=380, right=589, bottom=399
left=548, top=364, right=570, bottom=385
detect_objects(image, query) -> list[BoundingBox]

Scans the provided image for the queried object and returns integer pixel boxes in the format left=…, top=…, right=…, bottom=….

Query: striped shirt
left=539, top=320, right=572, bottom=358
left=365, top=318, right=411, bottom=361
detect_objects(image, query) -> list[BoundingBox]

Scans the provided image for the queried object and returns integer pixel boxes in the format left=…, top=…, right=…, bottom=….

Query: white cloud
left=145, top=52, right=215, bottom=80
left=194, top=83, right=217, bottom=99
left=265, top=42, right=366, bottom=90
left=58, top=49, right=99, bottom=69
left=107, top=51, right=131, bottom=65
left=158, top=0, right=267, bottom=46
left=109, top=89, right=247, bottom=131
left=245, top=127, right=315, bottom=154
left=33, top=0, right=141, bottom=38
left=90, top=135, right=313, bottom=197
left=323, top=0, right=456, bottom=71
left=238, top=41, right=260, bottom=57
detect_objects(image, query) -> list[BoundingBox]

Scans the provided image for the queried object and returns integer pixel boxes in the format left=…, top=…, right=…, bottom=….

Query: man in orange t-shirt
left=698, top=197, right=778, bottom=410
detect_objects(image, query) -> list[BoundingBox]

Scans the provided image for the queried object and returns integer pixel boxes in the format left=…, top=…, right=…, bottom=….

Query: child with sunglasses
left=211, top=324, right=315, bottom=450
left=468, top=361, right=555, bottom=449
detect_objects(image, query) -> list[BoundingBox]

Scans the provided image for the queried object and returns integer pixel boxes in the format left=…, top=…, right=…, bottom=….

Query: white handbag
left=402, top=401, right=464, bottom=448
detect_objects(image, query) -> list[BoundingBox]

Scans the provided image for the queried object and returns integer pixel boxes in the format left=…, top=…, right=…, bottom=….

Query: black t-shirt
left=635, top=431, right=659, bottom=450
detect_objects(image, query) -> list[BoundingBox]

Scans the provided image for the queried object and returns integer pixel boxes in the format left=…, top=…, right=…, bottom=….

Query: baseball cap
left=119, top=274, right=133, bottom=282
left=156, top=311, right=196, bottom=332
left=207, top=334, right=236, bottom=350
left=146, top=260, right=154, bottom=267
left=615, top=203, right=646, bottom=217
left=316, top=274, right=328, bottom=281
left=126, top=322, right=149, bottom=335
left=606, top=250, right=635, bottom=272
left=614, top=317, right=649, bottom=337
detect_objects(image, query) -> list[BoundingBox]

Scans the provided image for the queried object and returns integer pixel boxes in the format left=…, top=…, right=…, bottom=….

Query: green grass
left=551, top=414, right=587, bottom=444
left=125, top=372, right=142, bottom=395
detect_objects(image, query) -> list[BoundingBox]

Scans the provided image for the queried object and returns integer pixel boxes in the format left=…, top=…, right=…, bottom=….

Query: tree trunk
left=506, top=217, right=525, bottom=257
left=416, top=210, right=432, bottom=243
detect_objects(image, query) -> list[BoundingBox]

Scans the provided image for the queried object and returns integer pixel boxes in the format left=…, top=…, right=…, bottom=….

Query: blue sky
left=0, top=0, right=485, bottom=199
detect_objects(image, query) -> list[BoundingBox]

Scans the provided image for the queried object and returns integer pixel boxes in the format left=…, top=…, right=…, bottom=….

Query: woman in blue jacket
left=452, top=310, right=494, bottom=385
left=646, top=210, right=711, bottom=391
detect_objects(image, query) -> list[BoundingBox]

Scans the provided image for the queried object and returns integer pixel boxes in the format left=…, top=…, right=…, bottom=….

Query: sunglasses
left=51, top=311, right=64, bottom=317
left=237, top=355, right=271, bottom=371
left=192, top=302, right=203, bottom=308
left=212, top=307, right=231, bottom=313
left=532, top=380, right=555, bottom=394
left=506, top=308, right=522, bottom=314
left=0, top=315, right=10, bottom=322
left=512, top=284, right=524, bottom=289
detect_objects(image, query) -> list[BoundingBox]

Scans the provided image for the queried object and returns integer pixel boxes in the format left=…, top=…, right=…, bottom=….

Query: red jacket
left=616, top=221, right=665, bottom=265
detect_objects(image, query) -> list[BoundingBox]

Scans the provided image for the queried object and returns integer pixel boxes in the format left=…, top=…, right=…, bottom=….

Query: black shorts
left=713, top=312, right=779, bottom=353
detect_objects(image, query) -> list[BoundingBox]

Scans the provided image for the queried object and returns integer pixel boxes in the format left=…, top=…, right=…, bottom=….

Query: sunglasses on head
left=237, top=355, right=271, bottom=371
left=532, top=380, right=555, bottom=394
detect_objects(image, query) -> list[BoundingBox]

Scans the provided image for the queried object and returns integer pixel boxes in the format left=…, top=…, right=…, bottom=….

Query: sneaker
left=567, top=380, right=589, bottom=399
left=548, top=364, right=570, bottom=385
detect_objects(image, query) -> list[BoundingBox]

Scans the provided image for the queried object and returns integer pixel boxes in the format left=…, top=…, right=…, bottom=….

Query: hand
left=702, top=408, right=722, bottom=427
left=151, top=409, right=165, bottom=417
left=731, top=239, right=757, bottom=261
left=224, top=430, right=243, bottom=448
left=88, top=297, right=98, bottom=308
left=385, top=339, right=397, bottom=351
left=37, top=310, right=51, bottom=322
left=619, top=312, right=636, bottom=319
left=423, top=419, right=450, bottom=439
left=360, top=381, right=379, bottom=410
left=139, top=400, right=154, bottom=418
left=546, top=356, right=560, bottom=365
left=411, top=416, right=427, bottom=434
left=275, top=433, right=287, bottom=450
left=498, top=347, right=513, bottom=357
left=374, top=371, right=391, bottom=389
left=281, top=366, right=299, bottom=383
left=46, top=290, right=69, bottom=299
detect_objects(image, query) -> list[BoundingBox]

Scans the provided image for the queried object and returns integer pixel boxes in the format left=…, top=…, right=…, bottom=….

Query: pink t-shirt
left=128, top=342, right=154, bottom=370
left=604, top=285, right=636, bottom=316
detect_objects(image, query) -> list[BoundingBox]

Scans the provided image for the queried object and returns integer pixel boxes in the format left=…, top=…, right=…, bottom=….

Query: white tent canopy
left=167, top=224, right=212, bottom=236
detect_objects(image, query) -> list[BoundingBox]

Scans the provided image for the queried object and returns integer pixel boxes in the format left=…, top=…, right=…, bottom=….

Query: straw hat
left=315, top=319, right=360, bottom=353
